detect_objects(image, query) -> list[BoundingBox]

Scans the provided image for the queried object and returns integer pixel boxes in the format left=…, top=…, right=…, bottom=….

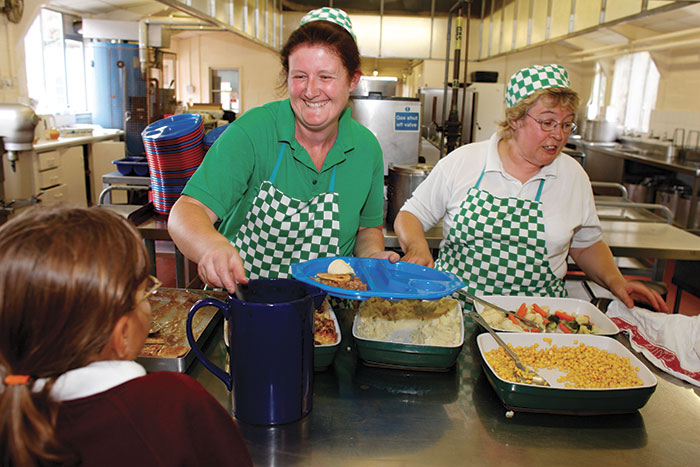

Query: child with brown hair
left=0, top=205, right=252, bottom=466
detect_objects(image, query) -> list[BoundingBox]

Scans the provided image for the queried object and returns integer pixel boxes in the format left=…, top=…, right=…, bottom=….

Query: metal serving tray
left=136, top=288, right=223, bottom=373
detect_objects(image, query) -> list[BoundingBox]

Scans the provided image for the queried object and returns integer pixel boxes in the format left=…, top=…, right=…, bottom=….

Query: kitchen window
left=25, top=8, right=88, bottom=115
left=609, top=52, right=659, bottom=134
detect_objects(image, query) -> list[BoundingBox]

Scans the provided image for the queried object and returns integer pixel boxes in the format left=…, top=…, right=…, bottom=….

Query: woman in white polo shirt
left=394, top=64, right=668, bottom=313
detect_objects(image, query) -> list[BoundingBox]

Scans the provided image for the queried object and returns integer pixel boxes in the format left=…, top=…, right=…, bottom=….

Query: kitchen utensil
left=469, top=310, right=550, bottom=386
left=457, top=289, right=542, bottom=331
left=186, top=278, right=326, bottom=425
left=291, top=256, right=464, bottom=301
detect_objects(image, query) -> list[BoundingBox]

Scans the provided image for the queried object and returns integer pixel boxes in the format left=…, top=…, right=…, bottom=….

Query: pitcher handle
left=186, top=298, right=232, bottom=390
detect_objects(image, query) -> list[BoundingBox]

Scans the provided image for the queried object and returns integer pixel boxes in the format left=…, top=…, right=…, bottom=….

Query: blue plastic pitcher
left=186, top=278, right=326, bottom=425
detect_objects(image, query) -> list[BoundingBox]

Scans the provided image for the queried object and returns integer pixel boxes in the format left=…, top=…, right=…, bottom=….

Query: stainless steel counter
left=571, top=138, right=700, bottom=229
left=189, top=306, right=700, bottom=466
left=384, top=214, right=700, bottom=281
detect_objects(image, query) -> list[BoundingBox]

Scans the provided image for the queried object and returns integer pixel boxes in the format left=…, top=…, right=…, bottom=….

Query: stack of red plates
left=142, top=114, right=204, bottom=215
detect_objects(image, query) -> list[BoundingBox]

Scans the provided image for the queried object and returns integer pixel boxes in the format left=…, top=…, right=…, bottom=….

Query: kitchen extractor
left=350, top=96, right=421, bottom=176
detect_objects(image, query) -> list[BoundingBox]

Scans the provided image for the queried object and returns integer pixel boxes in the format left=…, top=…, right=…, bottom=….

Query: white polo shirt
left=400, top=133, right=602, bottom=279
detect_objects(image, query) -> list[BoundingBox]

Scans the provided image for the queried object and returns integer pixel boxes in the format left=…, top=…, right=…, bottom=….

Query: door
left=211, top=68, right=240, bottom=115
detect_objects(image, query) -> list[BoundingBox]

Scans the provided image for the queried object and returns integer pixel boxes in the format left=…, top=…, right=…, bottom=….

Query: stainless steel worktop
left=571, top=138, right=700, bottom=177
left=188, top=295, right=700, bottom=466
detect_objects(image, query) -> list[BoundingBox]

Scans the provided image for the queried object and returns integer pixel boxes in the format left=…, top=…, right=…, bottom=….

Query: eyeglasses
left=138, top=275, right=162, bottom=304
left=526, top=113, right=577, bottom=134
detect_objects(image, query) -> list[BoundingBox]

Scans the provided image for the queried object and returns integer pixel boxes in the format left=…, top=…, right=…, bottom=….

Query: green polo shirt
left=182, top=99, right=384, bottom=257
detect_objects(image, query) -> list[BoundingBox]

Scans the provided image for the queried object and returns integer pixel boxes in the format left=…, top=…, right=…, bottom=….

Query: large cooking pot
left=386, top=163, right=434, bottom=226
left=584, top=119, right=619, bottom=142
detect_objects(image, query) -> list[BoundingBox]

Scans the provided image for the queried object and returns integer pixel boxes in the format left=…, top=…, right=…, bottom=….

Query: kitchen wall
left=1, top=1, right=699, bottom=128
left=171, top=30, right=282, bottom=113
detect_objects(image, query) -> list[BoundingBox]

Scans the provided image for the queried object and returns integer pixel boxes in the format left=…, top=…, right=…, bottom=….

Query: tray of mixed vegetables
left=473, top=296, right=620, bottom=336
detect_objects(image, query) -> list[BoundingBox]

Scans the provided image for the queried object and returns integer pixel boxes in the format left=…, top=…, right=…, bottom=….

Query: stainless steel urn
left=386, top=163, right=434, bottom=226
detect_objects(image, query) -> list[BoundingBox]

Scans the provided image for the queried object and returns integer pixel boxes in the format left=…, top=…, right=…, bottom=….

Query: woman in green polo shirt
left=168, top=8, right=399, bottom=293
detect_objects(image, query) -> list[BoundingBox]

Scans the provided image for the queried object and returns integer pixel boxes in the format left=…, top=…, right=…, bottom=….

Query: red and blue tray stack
left=142, top=114, right=204, bottom=215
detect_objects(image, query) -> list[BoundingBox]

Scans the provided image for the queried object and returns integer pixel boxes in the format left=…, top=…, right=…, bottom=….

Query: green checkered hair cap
left=299, top=7, right=356, bottom=40
left=505, top=64, right=570, bottom=108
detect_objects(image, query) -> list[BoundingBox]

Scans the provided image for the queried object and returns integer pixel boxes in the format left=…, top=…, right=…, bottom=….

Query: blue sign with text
left=395, top=111, right=419, bottom=131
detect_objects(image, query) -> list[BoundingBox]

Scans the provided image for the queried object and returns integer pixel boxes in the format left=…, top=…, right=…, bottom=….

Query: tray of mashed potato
left=473, top=295, right=619, bottom=336
left=352, top=297, right=464, bottom=370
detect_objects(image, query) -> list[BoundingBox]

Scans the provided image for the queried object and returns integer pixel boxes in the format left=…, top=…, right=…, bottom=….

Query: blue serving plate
left=290, top=256, right=465, bottom=301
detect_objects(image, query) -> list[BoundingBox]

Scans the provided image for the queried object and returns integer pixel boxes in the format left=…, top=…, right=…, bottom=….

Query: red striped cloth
left=607, top=301, right=700, bottom=387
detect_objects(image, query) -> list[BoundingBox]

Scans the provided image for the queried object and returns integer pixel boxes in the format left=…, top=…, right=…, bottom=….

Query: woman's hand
left=368, top=249, right=401, bottom=263
left=354, top=226, right=399, bottom=263
left=570, top=242, right=670, bottom=313
left=394, top=211, right=434, bottom=267
left=607, top=277, right=670, bottom=313
left=197, top=240, right=249, bottom=293
left=168, top=195, right=248, bottom=294
left=399, top=247, right=434, bottom=268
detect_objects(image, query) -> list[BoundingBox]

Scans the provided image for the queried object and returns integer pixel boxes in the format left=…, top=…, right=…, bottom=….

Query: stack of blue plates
left=141, top=114, right=204, bottom=215
left=203, top=123, right=231, bottom=153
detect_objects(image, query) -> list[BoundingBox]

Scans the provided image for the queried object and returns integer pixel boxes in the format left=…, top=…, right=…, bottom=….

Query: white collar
left=485, top=132, right=560, bottom=181
left=33, top=360, right=147, bottom=402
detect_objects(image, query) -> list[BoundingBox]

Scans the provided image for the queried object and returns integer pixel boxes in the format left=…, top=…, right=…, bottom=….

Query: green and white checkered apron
left=435, top=166, right=567, bottom=311
left=232, top=143, right=340, bottom=279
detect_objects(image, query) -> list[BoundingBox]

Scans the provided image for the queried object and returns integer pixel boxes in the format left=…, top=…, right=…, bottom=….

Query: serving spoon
left=457, top=289, right=543, bottom=331
left=469, top=310, right=550, bottom=387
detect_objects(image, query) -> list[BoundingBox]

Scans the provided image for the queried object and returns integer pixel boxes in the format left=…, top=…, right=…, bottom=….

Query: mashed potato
left=355, top=297, right=462, bottom=346
left=328, top=259, right=355, bottom=275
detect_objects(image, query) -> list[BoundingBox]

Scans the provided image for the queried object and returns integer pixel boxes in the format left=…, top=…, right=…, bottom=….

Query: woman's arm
left=393, top=211, right=434, bottom=267
left=569, top=240, right=669, bottom=312
left=353, top=226, right=400, bottom=262
left=168, top=195, right=248, bottom=293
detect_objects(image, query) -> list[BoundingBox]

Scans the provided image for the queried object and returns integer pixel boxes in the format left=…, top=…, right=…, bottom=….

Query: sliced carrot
left=516, top=303, right=528, bottom=317
left=508, top=313, right=520, bottom=325
left=559, top=321, right=572, bottom=334
left=532, top=303, right=548, bottom=317
left=555, top=310, right=574, bottom=321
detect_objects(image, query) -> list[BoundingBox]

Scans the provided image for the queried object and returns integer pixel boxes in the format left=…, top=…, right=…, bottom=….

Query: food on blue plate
left=327, top=258, right=355, bottom=275
left=313, top=272, right=368, bottom=291
left=355, top=297, right=461, bottom=346
left=484, top=339, right=644, bottom=388
left=314, top=299, right=338, bottom=346
left=481, top=302, right=604, bottom=334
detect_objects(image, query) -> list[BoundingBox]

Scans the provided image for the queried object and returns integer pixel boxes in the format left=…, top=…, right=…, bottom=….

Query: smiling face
left=287, top=44, right=361, bottom=136
left=508, top=96, right=575, bottom=169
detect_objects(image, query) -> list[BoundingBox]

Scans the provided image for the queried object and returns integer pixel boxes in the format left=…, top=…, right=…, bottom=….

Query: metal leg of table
left=175, top=246, right=186, bottom=288
left=145, top=239, right=157, bottom=276
left=652, top=259, right=666, bottom=282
